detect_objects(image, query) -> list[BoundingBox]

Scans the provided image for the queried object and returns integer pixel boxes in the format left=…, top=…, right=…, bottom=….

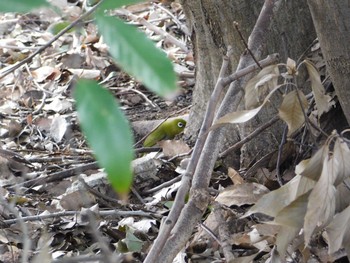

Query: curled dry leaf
left=304, top=136, right=350, bottom=244
left=245, top=175, right=316, bottom=218
left=286, top=57, right=297, bottom=76
left=213, top=85, right=281, bottom=128
left=50, top=114, right=68, bottom=143
left=67, top=69, right=101, bottom=79
left=215, top=183, right=269, bottom=207
left=332, top=138, right=350, bottom=186
left=325, top=205, right=350, bottom=255
left=158, top=139, right=190, bottom=157
left=244, top=64, right=279, bottom=109
left=276, top=225, right=301, bottom=258
left=274, top=192, right=310, bottom=228
left=304, top=59, right=334, bottom=117
left=278, top=89, right=308, bottom=136
left=297, top=144, right=328, bottom=181
left=31, top=66, right=61, bottom=82
left=227, top=167, right=244, bottom=185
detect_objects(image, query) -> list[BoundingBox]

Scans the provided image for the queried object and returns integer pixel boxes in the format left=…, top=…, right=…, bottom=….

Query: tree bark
left=307, top=0, right=350, bottom=125
left=182, top=0, right=316, bottom=166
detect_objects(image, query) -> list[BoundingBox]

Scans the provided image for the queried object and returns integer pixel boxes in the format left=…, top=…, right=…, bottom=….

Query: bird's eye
left=178, top=122, right=184, bottom=128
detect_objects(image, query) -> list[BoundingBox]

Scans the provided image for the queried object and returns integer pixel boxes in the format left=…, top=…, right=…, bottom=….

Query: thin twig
left=110, top=86, right=159, bottom=108
left=142, top=174, right=182, bottom=195
left=276, top=125, right=287, bottom=186
left=117, top=8, right=188, bottom=53
left=213, top=202, right=235, bottom=262
left=52, top=255, right=105, bottom=263
left=199, top=222, right=222, bottom=245
left=79, top=177, right=121, bottom=206
left=219, top=115, right=280, bottom=158
left=3, top=209, right=158, bottom=225
left=153, top=3, right=190, bottom=36
left=234, top=21, right=262, bottom=69
left=8, top=161, right=100, bottom=189
left=294, top=85, right=318, bottom=144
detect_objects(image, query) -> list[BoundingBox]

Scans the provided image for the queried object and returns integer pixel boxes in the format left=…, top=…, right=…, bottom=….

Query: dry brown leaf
left=31, top=66, right=61, bottom=82
left=247, top=228, right=269, bottom=250
left=332, top=138, right=350, bottom=186
left=276, top=225, right=300, bottom=258
left=213, top=85, right=281, bottom=127
left=215, top=183, right=269, bottom=207
left=67, top=68, right=101, bottom=79
left=297, top=144, right=328, bottom=181
left=227, top=167, right=244, bottom=185
left=304, top=157, right=337, bottom=244
left=49, top=114, right=67, bottom=143
left=158, top=140, right=190, bottom=157
left=274, top=191, right=310, bottom=228
left=244, top=64, right=279, bottom=109
left=325, top=205, right=350, bottom=256
left=278, top=89, right=308, bottom=136
left=43, top=97, right=72, bottom=113
left=60, top=190, right=96, bottom=210
left=245, top=175, right=315, bottom=218
left=254, top=224, right=280, bottom=238
left=335, top=180, right=350, bottom=212
left=304, top=59, right=334, bottom=117
left=286, top=57, right=297, bottom=76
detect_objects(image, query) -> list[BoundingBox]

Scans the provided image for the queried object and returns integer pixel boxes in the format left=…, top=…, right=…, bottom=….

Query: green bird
left=143, top=118, right=187, bottom=147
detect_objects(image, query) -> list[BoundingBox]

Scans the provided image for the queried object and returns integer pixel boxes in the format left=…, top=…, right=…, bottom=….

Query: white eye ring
left=178, top=122, right=184, bottom=128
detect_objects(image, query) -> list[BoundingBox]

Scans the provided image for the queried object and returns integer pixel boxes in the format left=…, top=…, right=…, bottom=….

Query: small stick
left=117, top=8, right=188, bottom=53
left=3, top=209, right=158, bottom=225
left=154, top=3, right=190, bottom=36
left=220, top=115, right=280, bottom=158
left=234, top=21, right=262, bottom=69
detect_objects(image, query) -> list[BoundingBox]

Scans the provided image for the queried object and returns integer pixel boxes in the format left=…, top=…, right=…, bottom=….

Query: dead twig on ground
left=117, top=8, right=189, bottom=53
left=3, top=209, right=158, bottom=225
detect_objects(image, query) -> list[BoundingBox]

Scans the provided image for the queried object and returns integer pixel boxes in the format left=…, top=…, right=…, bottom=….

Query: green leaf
left=98, top=0, right=146, bottom=10
left=0, top=0, right=49, bottom=12
left=124, top=230, right=144, bottom=252
left=95, top=15, right=178, bottom=98
left=74, top=79, right=134, bottom=195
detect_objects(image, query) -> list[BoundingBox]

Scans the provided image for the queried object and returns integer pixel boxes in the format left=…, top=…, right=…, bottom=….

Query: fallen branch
left=2, top=208, right=158, bottom=225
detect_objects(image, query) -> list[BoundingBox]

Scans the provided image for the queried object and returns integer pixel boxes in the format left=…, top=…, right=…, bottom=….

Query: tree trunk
left=307, top=0, right=350, bottom=125
left=182, top=0, right=316, bottom=166
left=144, top=1, right=316, bottom=261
